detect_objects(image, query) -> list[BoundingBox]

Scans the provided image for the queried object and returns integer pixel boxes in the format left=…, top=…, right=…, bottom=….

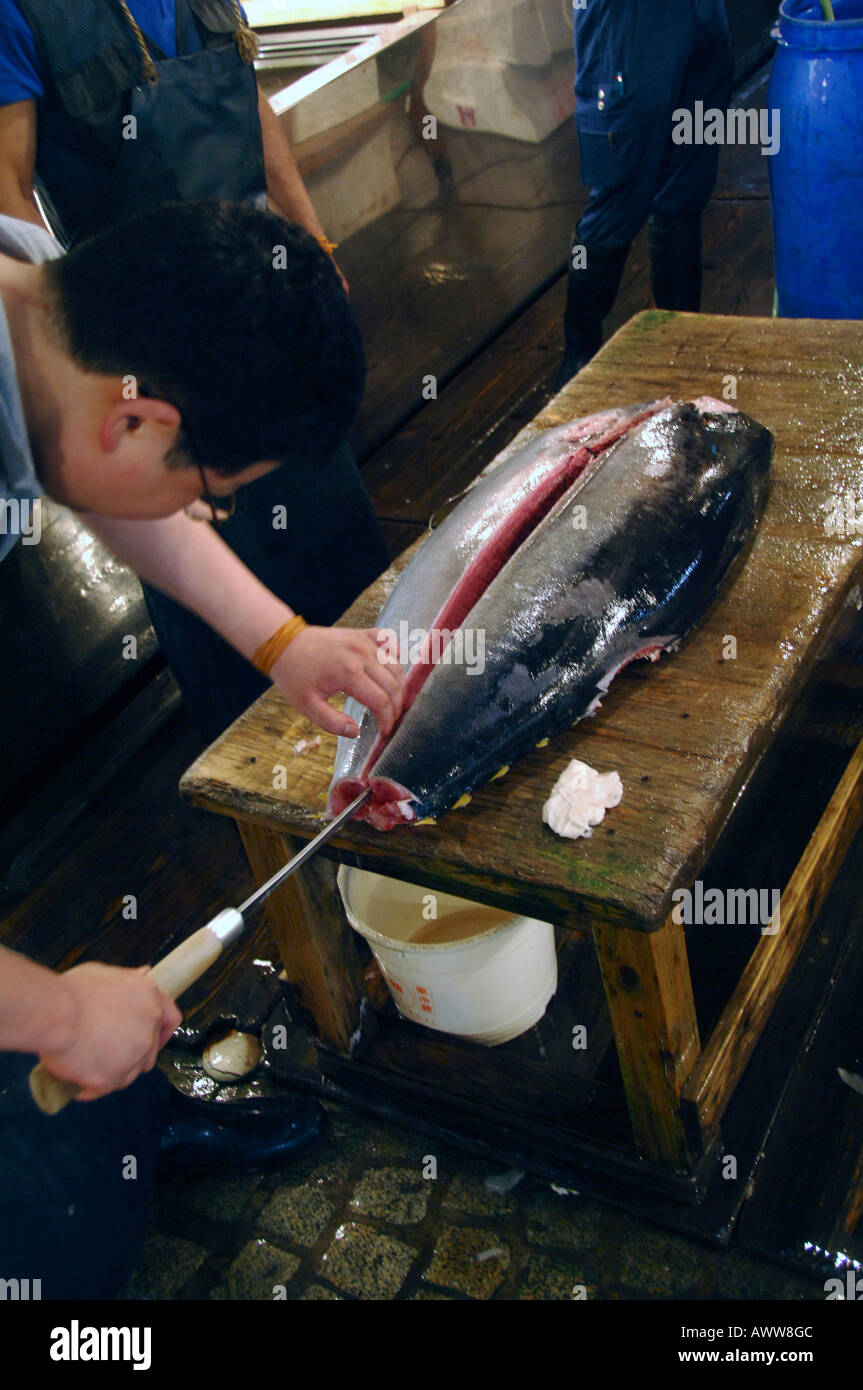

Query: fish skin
left=331, top=401, right=772, bottom=830
left=328, top=400, right=671, bottom=813
left=366, top=402, right=771, bottom=828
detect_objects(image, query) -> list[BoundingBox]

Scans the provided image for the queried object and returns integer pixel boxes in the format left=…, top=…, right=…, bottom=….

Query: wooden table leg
left=592, top=914, right=701, bottom=1171
left=683, top=734, right=863, bottom=1140
left=238, top=821, right=372, bottom=1056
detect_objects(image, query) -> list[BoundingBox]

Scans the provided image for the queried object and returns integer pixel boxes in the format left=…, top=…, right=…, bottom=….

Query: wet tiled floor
left=125, top=1104, right=823, bottom=1301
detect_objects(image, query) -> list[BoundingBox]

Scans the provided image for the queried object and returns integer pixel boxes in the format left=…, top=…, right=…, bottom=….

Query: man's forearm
left=0, top=173, right=45, bottom=227
left=0, top=946, right=76, bottom=1055
left=0, top=100, right=49, bottom=229
left=83, top=508, right=402, bottom=743
left=85, top=511, right=292, bottom=663
left=257, top=89, right=326, bottom=240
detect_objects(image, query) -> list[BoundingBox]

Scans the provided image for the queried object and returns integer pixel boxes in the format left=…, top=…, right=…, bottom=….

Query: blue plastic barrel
left=768, top=0, right=863, bottom=318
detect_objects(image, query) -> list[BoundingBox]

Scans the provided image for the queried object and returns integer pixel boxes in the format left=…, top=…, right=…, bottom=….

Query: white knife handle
left=28, top=909, right=244, bottom=1116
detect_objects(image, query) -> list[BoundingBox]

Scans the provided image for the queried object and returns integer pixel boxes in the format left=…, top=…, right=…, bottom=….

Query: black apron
left=75, top=30, right=267, bottom=241
left=20, top=0, right=267, bottom=245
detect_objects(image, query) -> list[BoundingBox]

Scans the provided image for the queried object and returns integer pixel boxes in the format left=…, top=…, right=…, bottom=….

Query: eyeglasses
left=137, top=382, right=236, bottom=527
left=196, top=461, right=236, bottom=525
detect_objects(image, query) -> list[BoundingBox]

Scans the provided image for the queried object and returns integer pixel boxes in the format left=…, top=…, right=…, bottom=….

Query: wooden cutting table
left=181, top=312, right=863, bottom=1215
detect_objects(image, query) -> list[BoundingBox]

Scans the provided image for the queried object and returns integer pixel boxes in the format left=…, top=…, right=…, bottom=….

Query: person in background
left=0, top=198, right=404, bottom=1299
left=557, top=0, right=734, bottom=386
left=0, top=0, right=389, bottom=739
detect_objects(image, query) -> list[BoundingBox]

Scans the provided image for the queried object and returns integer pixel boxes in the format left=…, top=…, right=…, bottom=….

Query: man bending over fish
left=0, top=200, right=404, bottom=738
left=0, top=199, right=404, bottom=1296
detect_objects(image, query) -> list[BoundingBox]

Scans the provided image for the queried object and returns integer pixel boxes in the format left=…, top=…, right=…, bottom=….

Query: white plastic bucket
left=338, top=866, right=558, bottom=1046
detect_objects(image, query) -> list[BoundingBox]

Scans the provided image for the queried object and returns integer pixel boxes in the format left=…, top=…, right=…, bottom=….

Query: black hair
left=44, top=200, right=365, bottom=477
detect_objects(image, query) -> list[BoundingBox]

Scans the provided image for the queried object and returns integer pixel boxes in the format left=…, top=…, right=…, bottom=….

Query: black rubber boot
left=556, top=240, right=631, bottom=389
left=157, top=1089, right=327, bottom=1180
left=647, top=212, right=703, bottom=312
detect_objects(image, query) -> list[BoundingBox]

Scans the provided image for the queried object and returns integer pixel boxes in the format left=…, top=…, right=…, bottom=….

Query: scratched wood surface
left=180, top=312, right=863, bottom=931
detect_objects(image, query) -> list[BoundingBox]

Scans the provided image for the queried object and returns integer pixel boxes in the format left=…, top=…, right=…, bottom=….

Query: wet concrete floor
left=125, top=1103, right=823, bottom=1301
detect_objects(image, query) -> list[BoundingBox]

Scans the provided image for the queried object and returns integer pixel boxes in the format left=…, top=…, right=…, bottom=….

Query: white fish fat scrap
left=542, top=759, right=623, bottom=840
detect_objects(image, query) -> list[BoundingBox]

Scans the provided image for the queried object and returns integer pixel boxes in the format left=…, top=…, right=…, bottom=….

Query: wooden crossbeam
left=683, top=737, right=863, bottom=1139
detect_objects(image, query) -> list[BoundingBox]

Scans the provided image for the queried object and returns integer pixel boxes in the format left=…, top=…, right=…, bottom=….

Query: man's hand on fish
left=271, top=626, right=405, bottom=739
left=82, top=515, right=404, bottom=739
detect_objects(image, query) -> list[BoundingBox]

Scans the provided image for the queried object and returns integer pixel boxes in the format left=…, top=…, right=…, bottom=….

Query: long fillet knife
left=29, top=788, right=372, bottom=1115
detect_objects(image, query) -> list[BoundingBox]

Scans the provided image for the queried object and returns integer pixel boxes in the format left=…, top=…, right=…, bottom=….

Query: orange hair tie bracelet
left=317, top=235, right=339, bottom=256
left=252, top=615, right=308, bottom=677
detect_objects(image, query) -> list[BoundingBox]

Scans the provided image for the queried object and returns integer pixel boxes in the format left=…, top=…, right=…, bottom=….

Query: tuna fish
left=329, top=398, right=772, bottom=830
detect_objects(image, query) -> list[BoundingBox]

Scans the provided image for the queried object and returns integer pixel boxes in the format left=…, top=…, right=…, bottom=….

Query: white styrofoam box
left=286, top=61, right=382, bottom=144
left=424, top=50, right=575, bottom=144
left=430, top=0, right=574, bottom=69
left=268, top=10, right=438, bottom=119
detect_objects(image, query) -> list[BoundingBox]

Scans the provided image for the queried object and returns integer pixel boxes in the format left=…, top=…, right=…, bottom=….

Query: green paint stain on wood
left=628, top=310, right=679, bottom=332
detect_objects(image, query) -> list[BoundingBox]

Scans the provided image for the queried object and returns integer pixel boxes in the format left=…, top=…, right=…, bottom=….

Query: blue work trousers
left=573, top=0, right=734, bottom=248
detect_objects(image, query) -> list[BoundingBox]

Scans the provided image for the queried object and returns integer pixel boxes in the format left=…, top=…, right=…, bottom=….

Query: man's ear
left=99, top=397, right=182, bottom=453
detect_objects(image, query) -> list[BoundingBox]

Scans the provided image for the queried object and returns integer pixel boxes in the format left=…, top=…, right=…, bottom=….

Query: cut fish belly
left=330, top=399, right=772, bottom=828
left=328, top=399, right=672, bottom=814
